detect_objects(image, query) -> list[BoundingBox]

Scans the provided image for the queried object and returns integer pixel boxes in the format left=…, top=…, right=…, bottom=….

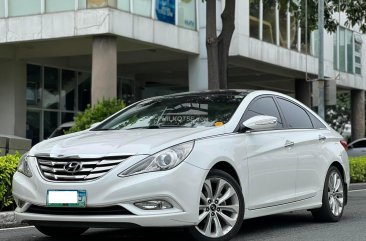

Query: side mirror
left=90, top=122, right=101, bottom=129
left=242, top=115, right=278, bottom=132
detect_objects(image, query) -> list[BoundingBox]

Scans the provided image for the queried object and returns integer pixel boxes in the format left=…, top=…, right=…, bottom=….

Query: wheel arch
left=211, top=161, right=241, bottom=188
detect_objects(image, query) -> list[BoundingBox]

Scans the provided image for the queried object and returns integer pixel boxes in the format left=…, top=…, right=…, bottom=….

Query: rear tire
left=188, top=169, right=244, bottom=241
left=35, top=226, right=88, bottom=237
left=311, top=166, right=345, bottom=222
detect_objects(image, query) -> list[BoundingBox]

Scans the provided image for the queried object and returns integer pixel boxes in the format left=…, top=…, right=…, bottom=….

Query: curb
left=0, top=183, right=365, bottom=229
left=0, top=211, right=17, bottom=229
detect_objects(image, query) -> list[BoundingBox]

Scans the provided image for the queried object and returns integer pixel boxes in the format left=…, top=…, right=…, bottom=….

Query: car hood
left=29, top=127, right=227, bottom=157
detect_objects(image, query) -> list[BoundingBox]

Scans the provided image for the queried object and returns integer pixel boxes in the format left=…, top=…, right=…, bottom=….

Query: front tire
left=311, top=166, right=345, bottom=222
left=35, top=226, right=88, bottom=237
left=188, top=169, right=244, bottom=241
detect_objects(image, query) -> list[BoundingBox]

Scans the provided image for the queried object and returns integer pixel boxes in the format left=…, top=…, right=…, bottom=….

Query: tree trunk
left=218, top=0, right=235, bottom=89
left=206, top=0, right=236, bottom=90
left=206, top=0, right=220, bottom=89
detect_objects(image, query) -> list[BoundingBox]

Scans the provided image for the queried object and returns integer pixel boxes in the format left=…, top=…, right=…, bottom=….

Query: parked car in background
left=48, top=122, right=74, bottom=139
left=341, top=123, right=351, bottom=141
left=348, top=138, right=366, bottom=157
left=13, top=90, right=349, bottom=241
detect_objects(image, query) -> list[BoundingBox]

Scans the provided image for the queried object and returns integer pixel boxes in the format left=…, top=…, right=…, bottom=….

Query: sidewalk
left=1, top=183, right=365, bottom=229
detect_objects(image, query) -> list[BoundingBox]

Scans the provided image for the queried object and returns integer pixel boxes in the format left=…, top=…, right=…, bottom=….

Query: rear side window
left=243, top=97, right=283, bottom=128
left=276, top=98, right=313, bottom=129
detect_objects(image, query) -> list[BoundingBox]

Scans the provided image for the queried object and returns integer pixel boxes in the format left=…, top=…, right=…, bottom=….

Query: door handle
left=284, top=140, right=295, bottom=148
left=319, top=135, right=327, bottom=141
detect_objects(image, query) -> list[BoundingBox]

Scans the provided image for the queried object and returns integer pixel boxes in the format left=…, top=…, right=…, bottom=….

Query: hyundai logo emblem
left=64, top=162, right=83, bottom=174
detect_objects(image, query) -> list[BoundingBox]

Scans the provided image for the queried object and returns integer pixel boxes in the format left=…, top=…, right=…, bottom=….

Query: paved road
left=1, top=189, right=365, bottom=241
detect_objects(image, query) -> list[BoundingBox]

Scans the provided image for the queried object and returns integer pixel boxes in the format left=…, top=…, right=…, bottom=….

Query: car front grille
left=37, top=156, right=130, bottom=182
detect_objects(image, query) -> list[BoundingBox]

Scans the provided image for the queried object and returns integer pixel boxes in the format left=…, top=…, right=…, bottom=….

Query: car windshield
left=95, top=93, right=247, bottom=130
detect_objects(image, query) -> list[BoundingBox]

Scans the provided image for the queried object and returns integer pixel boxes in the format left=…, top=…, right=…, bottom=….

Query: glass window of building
left=26, top=65, right=92, bottom=144
left=290, top=16, right=299, bottom=51
left=355, top=35, right=362, bottom=75
left=346, top=30, right=353, bottom=74
left=46, top=0, right=75, bottom=13
left=117, top=0, right=130, bottom=11
left=0, top=0, right=5, bottom=18
left=249, top=0, right=260, bottom=39
left=118, top=77, right=135, bottom=105
left=262, top=1, right=276, bottom=44
left=44, top=111, right=59, bottom=139
left=9, top=0, right=42, bottom=17
left=26, top=111, right=41, bottom=146
left=79, top=0, right=87, bottom=9
left=27, top=65, right=42, bottom=108
left=279, top=2, right=288, bottom=48
left=338, top=27, right=346, bottom=72
left=177, top=0, right=196, bottom=30
left=133, top=0, right=152, bottom=17
left=61, top=70, right=77, bottom=111
left=43, top=67, right=60, bottom=109
left=78, top=72, right=91, bottom=111
left=333, top=31, right=338, bottom=69
left=87, top=0, right=108, bottom=8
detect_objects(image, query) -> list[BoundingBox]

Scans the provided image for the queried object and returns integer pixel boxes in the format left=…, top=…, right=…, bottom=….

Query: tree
left=205, top=0, right=235, bottom=89
left=204, top=0, right=366, bottom=90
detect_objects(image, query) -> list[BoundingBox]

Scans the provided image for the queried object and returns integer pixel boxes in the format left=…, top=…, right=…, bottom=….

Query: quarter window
left=243, top=97, right=283, bottom=128
left=276, top=98, right=313, bottom=129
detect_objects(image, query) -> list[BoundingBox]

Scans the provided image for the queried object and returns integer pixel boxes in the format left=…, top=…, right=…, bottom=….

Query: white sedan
left=13, top=90, right=350, bottom=241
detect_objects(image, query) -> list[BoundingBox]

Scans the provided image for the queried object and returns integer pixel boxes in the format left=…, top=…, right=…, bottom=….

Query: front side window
left=96, top=93, right=246, bottom=130
left=276, top=98, right=313, bottom=129
left=242, top=97, right=283, bottom=129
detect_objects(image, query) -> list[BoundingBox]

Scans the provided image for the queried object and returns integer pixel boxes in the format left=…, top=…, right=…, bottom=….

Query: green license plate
left=47, top=190, right=86, bottom=207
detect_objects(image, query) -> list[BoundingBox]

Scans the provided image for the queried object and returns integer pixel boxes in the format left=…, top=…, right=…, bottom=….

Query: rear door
left=243, top=96, right=298, bottom=209
left=275, top=97, right=327, bottom=200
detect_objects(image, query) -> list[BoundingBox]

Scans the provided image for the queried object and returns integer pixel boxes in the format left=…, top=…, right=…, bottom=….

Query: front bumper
left=13, top=155, right=208, bottom=227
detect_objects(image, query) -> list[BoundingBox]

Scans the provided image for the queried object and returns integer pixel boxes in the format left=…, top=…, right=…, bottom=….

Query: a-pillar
left=91, top=35, right=117, bottom=105
left=351, top=89, right=365, bottom=141
left=295, top=79, right=311, bottom=107
left=0, top=60, right=27, bottom=137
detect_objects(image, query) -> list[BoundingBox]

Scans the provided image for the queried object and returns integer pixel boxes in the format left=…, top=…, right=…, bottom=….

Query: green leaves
left=350, top=157, right=366, bottom=183
left=0, top=153, right=21, bottom=211
left=67, top=98, right=126, bottom=134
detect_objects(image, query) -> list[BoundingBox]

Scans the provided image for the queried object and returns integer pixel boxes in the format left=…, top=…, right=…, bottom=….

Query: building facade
left=0, top=0, right=364, bottom=145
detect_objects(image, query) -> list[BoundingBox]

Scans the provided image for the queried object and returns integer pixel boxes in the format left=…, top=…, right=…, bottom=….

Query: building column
left=351, top=90, right=365, bottom=141
left=188, top=0, right=208, bottom=91
left=91, top=35, right=117, bottom=105
left=0, top=60, right=27, bottom=137
left=295, top=79, right=311, bottom=107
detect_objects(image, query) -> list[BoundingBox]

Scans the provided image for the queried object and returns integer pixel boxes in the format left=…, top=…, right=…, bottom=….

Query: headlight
left=119, top=141, right=194, bottom=177
left=17, top=153, right=32, bottom=177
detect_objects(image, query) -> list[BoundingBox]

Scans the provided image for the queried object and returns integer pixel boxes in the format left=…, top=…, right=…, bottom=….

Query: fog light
left=134, top=200, right=173, bottom=210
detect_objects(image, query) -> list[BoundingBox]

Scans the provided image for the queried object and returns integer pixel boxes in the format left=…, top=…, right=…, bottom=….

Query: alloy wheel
left=327, top=171, right=344, bottom=217
left=196, top=177, right=240, bottom=238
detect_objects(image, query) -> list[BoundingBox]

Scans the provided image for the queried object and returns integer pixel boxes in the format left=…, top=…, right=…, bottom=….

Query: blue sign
left=156, top=0, right=176, bottom=25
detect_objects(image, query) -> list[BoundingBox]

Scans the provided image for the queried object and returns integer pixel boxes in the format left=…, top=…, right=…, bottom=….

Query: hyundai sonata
left=13, top=90, right=349, bottom=241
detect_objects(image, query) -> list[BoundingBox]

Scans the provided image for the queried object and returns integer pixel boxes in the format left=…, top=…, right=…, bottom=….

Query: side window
left=243, top=97, right=283, bottom=128
left=308, top=111, right=327, bottom=129
left=352, top=140, right=366, bottom=148
left=276, top=98, right=313, bottom=129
